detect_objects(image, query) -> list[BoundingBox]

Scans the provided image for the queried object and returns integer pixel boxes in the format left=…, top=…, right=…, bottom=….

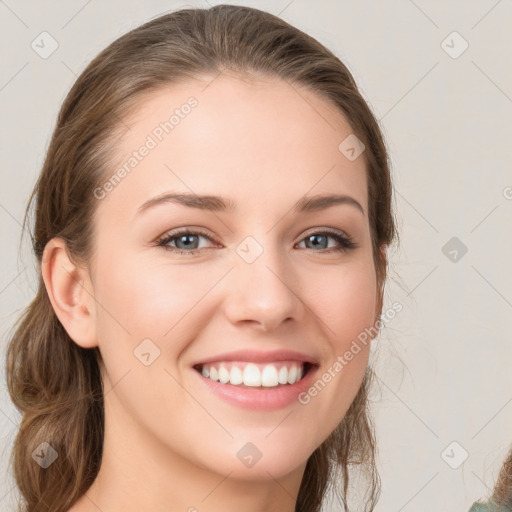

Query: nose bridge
left=224, top=231, right=302, bottom=330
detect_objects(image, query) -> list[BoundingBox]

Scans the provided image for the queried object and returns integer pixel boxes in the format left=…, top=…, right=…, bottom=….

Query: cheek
left=93, top=254, right=217, bottom=365
left=93, top=245, right=377, bottom=366
left=300, top=263, right=376, bottom=437
left=312, top=260, right=378, bottom=348
left=95, top=248, right=377, bottom=332
left=96, top=255, right=208, bottom=329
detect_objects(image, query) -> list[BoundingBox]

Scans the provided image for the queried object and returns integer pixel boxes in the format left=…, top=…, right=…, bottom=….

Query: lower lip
left=193, top=365, right=319, bottom=411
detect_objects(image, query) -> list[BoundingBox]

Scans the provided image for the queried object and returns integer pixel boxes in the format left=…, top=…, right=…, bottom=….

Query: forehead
left=96, top=73, right=368, bottom=219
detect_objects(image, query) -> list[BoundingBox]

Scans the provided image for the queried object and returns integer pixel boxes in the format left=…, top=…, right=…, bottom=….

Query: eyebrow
left=136, top=192, right=365, bottom=217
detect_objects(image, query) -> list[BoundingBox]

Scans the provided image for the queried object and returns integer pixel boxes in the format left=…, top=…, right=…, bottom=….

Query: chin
left=202, top=443, right=312, bottom=482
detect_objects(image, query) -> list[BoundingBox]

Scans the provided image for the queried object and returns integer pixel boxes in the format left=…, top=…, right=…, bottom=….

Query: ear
left=41, top=237, right=98, bottom=349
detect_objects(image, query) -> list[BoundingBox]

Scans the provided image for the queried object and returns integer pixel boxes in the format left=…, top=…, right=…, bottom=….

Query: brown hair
left=490, top=447, right=512, bottom=508
left=5, top=5, right=396, bottom=511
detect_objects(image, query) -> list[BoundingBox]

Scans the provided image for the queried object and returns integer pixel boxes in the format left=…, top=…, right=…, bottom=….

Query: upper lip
left=192, top=349, right=319, bottom=367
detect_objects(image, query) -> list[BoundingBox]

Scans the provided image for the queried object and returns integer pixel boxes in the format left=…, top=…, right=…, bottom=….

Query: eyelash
left=155, top=227, right=358, bottom=256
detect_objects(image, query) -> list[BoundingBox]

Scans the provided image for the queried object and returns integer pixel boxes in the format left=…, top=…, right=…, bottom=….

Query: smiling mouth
left=193, top=361, right=315, bottom=388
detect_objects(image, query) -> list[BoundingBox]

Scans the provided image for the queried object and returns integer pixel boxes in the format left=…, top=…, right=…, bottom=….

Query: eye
left=155, top=227, right=358, bottom=256
left=156, top=228, right=217, bottom=255
left=296, top=229, right=358, bottom=253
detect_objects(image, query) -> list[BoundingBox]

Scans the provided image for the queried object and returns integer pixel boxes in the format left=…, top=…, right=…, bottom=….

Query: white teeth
left=287, top=365, right=297, bottom=384
left=278, top=366, right=288, bottom=385
left=229, top=366, right=243, bottom=385
left=243, top=363, right=261, bottom=386
left=261, top=365, right=279, bottom=387
left=199, top=362, right=305, bottom=387
left=218, top=365, right=230, bottom=384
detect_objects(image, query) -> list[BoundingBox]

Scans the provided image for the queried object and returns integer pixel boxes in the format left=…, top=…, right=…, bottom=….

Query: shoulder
left=469, top=500, right=511, bottom=512
left=469, top=503, right=488, bottom=512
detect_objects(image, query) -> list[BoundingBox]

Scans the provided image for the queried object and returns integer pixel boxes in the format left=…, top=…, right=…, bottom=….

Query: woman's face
left=88, top=72, right=380, bottom=481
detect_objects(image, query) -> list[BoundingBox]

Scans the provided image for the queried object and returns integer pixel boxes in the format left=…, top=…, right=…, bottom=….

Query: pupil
left=309, top=234, right=326, bottom=249
left=178, top=235, right=197, bottom=249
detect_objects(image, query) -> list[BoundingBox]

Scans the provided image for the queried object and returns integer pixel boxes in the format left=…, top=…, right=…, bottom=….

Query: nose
left=222, top=240, right=304, bottom=332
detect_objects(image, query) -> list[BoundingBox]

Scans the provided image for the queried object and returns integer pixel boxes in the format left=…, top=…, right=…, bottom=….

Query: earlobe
left=41, top=238, right=98, bottom=349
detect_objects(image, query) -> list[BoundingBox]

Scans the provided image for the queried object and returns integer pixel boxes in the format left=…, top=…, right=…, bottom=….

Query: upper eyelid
left=156, top=228, right=217, bottom=245
left=156, top=227, right=352, bottom=247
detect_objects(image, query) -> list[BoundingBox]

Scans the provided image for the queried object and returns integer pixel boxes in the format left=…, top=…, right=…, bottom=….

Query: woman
left=470, top=448, right=512, bottom=511
left=5, top=5, right=396, bottom=511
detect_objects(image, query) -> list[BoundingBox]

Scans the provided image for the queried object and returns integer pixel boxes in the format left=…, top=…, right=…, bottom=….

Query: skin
left=43, top=71, right=384, bottom=512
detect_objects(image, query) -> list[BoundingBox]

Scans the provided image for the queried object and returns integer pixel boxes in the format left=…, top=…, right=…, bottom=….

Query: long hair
left=5, top=5, right=396, bottom=511
left=490, top=447, right=512, bottom=509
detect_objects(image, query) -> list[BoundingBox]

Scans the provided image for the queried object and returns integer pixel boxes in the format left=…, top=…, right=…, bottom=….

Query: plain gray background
left=1, top=1, right=511, bottom=510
